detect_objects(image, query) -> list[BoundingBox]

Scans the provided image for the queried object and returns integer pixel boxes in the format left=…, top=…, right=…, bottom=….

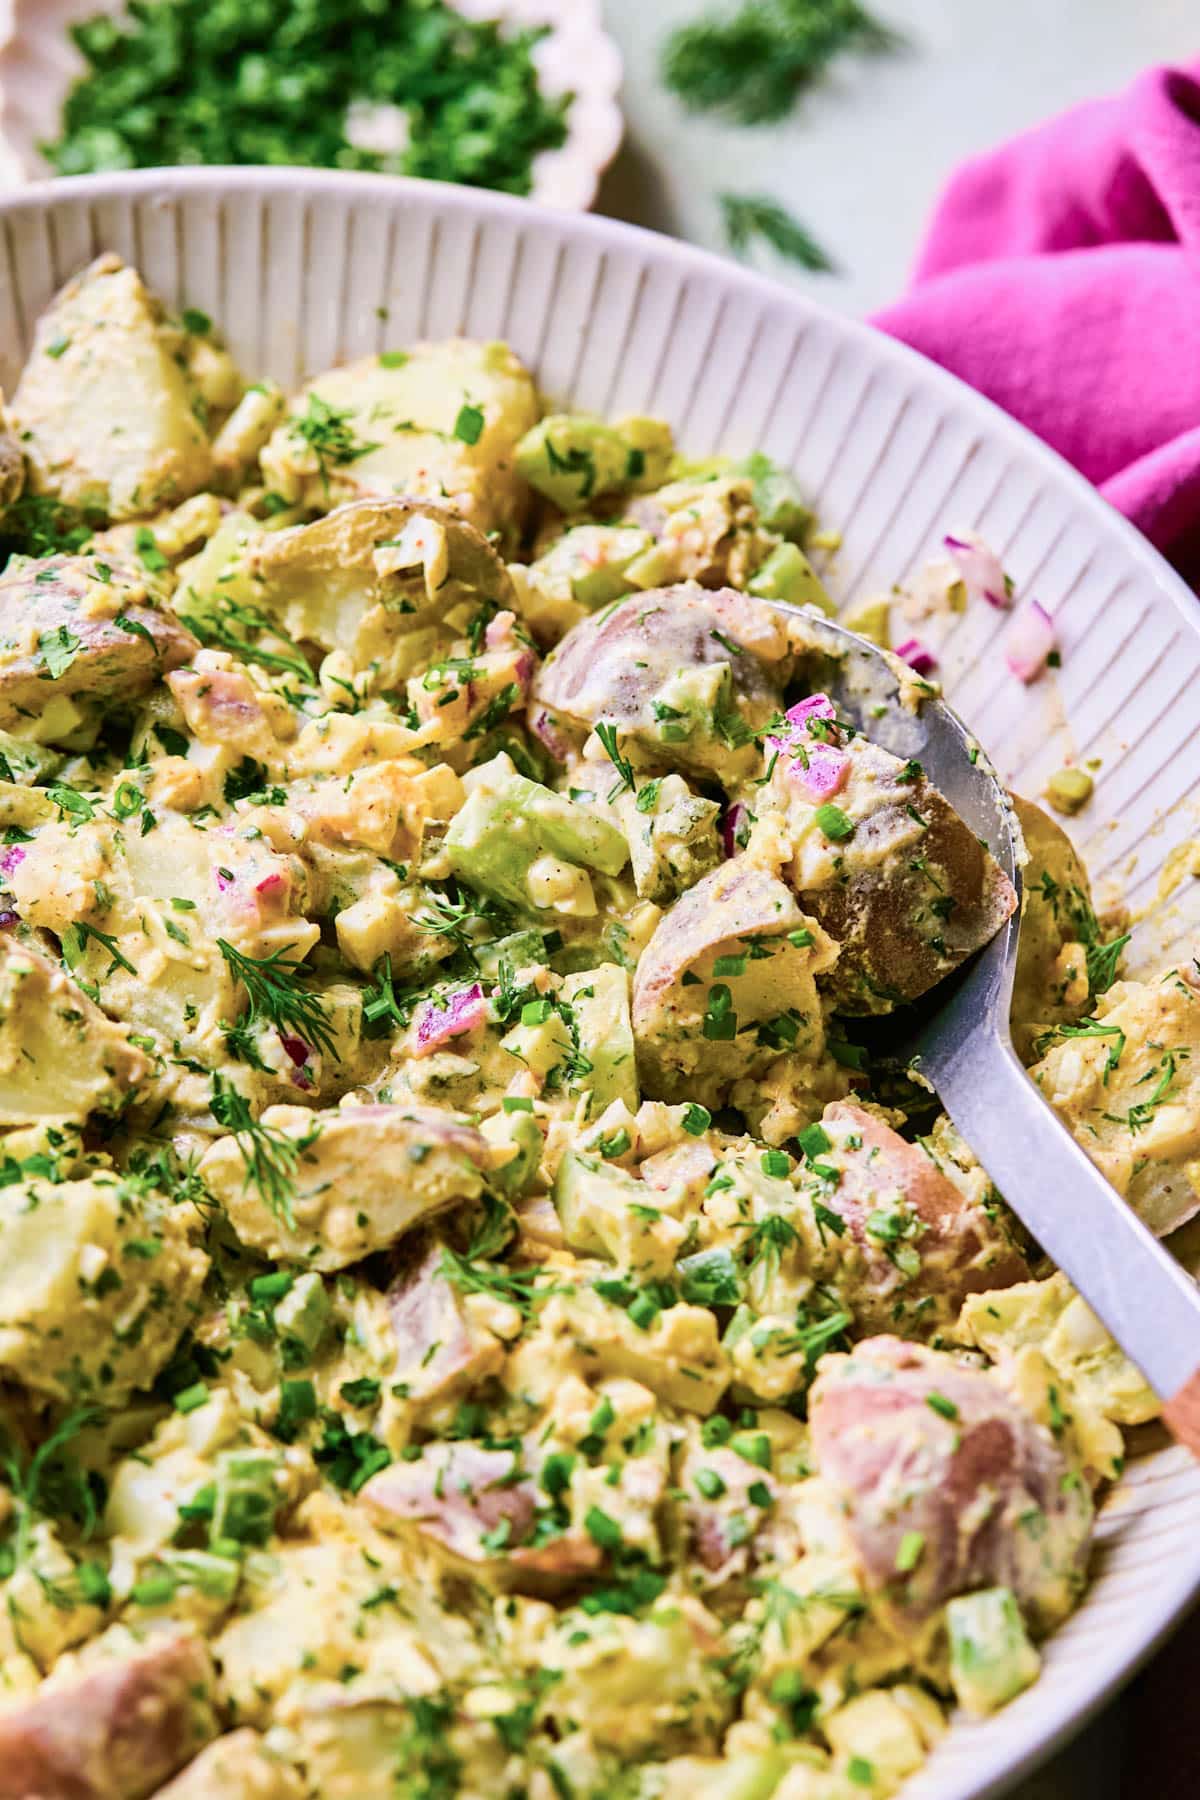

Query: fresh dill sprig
left=177, top=595, right=313, bottom=682
left=220, top=1018, right=274, bottom=1074
left=217, top=939, right=338, bottom=1061
left=438, top=1246, right=554, bottom=1319
left=595, top=722, right=636, bottom=800
left=777, top=1304, right=853, bottom=1368
left=293, top=394, right=379, bottom=497
left=209, top=1073, right=305, bottom=1226
left=415, top=888, right=511, bottom=969
left=1033, top=1019, right=1126, bottom=1077
left=722, top=1572, right=862, bottom=1692
left=1126, top=1049, right=1181, bottom=1133
left=465, top=1194, right=517, bottom=1262
left=1038, top=875, right=1129, bottom=998
left=720, top=192, right=835, bottom=273
left=68, top=921, right=136, bottom=977
left=1, top=1407, right=102, bottom=1570
left=663, top=0, right=900, bottom=126
left=741, top=1211, right=799, bottom=1278
left=493, top=954, right=536, bottom=1025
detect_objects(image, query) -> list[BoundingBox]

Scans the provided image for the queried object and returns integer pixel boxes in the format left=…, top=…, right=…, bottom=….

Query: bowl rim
left=5, top=161, right=1197, bottom=642
left=0, top=162, right=1197, bottom=1797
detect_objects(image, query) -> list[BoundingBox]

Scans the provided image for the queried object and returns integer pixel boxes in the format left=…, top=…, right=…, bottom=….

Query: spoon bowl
left=777, top=605, right=1200, bottom=1454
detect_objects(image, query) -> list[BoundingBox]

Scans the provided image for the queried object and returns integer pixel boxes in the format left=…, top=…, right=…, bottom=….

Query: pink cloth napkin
left=872, top=64, right=1200, bottom=589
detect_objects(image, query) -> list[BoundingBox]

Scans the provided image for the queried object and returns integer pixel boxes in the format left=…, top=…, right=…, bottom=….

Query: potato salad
left=0, top=254, right=1188, bottom=1800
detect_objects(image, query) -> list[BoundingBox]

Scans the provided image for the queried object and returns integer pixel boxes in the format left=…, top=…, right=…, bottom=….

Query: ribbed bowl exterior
left=0, top=169, right=1195, bottom=1800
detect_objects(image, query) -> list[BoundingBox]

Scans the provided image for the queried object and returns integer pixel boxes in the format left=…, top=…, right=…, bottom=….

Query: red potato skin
left=167, top=663, right=292, bottom=753
left=530, top=584, right=789, bottom=770
left=508, top=1535, right=604, bottom=1582
left=361, top=1445, right=602, bottom=1589
left=362, top=1442, right=536, bottom=1563
left=0, top=556, right=197, bottom=720
left=349, top=1103, right=492, bottom=1163
left=632, top=856, right=832, bottom=1104
left=386, top=1243, right=505, bottom=1404
left=633, top=860, right=810, bottom=1031
left=682, top=1445, right=778, bottom=1581
left=809, top=1337, right=1092, bottom=1628
left=788, top=743, right=1017, bottom=1014
left=819, top=1102, right=1029, bottom=1336
left=639, top=1140, right=717, bottom=1194
left=0, top=1631, right=218, bottom=1800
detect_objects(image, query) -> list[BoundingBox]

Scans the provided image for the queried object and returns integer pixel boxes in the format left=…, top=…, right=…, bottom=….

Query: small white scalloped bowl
left=0, top=0, right=624, bottom=211
left=0, top=168, right=1194, bottom=1799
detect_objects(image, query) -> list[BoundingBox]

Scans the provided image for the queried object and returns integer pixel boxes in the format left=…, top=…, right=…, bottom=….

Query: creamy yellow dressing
left=0, top=254, right=1178, bottom=1800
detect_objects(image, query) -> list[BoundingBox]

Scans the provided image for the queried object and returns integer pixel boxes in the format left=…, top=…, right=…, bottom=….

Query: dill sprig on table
left=663, top=0, right=901, bottom=126
left=720, top=192, right=835, bottom=271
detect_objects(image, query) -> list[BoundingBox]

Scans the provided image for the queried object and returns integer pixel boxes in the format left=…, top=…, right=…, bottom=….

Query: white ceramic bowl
left=0, top=168, right=1196, bottom=1800
left=0, top=0, right=624, bottom=210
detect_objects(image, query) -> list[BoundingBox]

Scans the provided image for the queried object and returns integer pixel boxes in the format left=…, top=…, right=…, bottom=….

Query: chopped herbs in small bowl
left=0, top=0, right=623, bottom=209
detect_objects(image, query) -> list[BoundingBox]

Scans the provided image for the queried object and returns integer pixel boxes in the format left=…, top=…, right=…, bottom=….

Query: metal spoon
left=777, top=605, right=1200, bottom=1456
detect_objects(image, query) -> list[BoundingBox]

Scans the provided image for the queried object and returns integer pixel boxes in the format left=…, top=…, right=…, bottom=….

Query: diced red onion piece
left=0, top=846, right=25, bottom=877
left=766, top=691, right=840, bottom=759
left=0, top=911, right=17, bottom=929
left=485, top=610, right=516, bottom=650
left=944, top=534, right=1009, bottom=609
left=529, top=706, right=570, bottom=762
left=720, top=802, right=749, bottom=859
left=784, top=692, right=837, bottom=728
left=1005, top=600, right=1056, bottom=684
left=413, top=983, right=487, bottom=1057
left=788, top=741, right=850, bottom=801
left=280, top=1034, right=310, bottom=1067
left=894, top=637, right=938, bottom=676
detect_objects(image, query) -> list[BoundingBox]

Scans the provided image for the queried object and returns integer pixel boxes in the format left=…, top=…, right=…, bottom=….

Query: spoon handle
left=922, top=1032, right=1200, bottom=1458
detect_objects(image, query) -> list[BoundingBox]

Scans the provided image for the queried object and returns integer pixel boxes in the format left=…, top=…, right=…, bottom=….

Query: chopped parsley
left=292, top=393, right=379, bottom=494
left=38, top=624, right=82, bottom=679
left=47, top=1, right=570, bottom=197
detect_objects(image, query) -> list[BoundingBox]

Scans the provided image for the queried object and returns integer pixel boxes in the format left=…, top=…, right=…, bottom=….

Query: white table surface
left=599, top=0, right=1197, bottom=315
left=597, top=4, right=1198, bottom=1796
